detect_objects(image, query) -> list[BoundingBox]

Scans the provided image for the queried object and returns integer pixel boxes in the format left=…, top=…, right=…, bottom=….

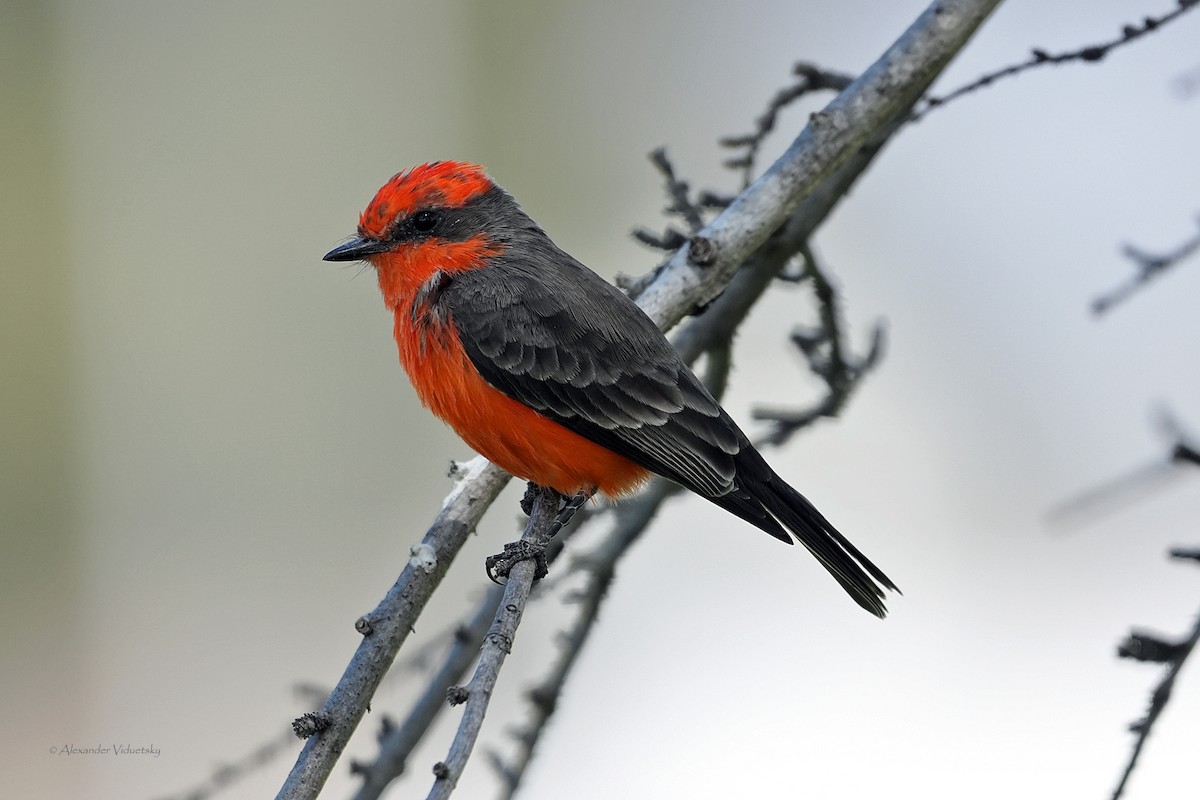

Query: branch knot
left=688, top=236, right=718, bottom=267
left=291, top=712, right=331, bottom=740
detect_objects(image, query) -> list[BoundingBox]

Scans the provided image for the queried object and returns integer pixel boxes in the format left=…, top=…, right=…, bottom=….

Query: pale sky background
left=4, top=2, right=1200, bottom=799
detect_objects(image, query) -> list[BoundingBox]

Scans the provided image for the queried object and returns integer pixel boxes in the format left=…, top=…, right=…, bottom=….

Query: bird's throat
left=371, top=234, right=499, bottom=313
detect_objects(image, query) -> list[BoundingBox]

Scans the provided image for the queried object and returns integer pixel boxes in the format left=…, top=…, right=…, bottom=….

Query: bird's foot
left=485, top=540, right=549, bottom=583
left=485, top=485, right=595, bottom=584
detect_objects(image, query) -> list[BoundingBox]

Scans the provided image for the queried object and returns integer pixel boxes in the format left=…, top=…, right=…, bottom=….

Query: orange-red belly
left=394, top=315, right=650, bottom=497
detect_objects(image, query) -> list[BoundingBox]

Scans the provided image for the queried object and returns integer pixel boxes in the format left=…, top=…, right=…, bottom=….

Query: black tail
left=709, top=451, right=899, bottom=618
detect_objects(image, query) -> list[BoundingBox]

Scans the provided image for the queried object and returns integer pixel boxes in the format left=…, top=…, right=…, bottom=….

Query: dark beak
left=323, top=236, right=391, bottom=262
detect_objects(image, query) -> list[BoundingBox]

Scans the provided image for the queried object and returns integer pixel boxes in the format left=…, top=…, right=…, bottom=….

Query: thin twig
left=1174, top=443, right=1200, bottom=467
left=1093, top=218, right=1200, bottom=315
left=1111, top=550, right=1200, bottom=799
left=752, top=331, right=885, bottom=447
left=753, top=244, right=886, bottom=447
left=491, top=478, right=681, bottom=799
left=425, top=487, right=563, bottom=800
left=651, top=146, right=706, bottom=234
left=629, top=149, right=710, bottom=273
left=920, top=0, right=1200, bottom=117
left=720, top=63, right=855, bottom=187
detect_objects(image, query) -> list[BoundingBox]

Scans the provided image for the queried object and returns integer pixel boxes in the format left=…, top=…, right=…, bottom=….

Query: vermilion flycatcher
left=324, top=162, right=897, bottom=616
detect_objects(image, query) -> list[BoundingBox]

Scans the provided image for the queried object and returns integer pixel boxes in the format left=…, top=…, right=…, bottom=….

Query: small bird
left=324, top=162, right=897, bottom=616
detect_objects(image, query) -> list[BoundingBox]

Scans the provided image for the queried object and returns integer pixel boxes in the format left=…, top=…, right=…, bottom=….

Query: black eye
left=411, top=209, right=440, bottom=233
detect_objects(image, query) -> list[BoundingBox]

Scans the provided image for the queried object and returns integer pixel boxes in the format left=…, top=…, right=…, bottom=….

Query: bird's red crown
left=358, top=161, right=493, bottom=239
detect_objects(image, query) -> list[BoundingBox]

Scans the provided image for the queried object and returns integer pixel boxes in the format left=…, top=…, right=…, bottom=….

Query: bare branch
left=650, top=146, right=706, bottom=234
left=1093, top=217, right=1200, bottom=315
left=425, top=487, right=563, bottom=800
left=922, top=0, right=1200, bottom=115
left=490, top=477, right=681, bottom=799
left=275, top=3, right=1002, bottom=795
left=1053, top=409, right=1200, bottom=798
left=629, top=149, right=714, bottom=270
left=671, top=111, right=908, bottom=368
left=1111, top=553, right=1200, bottom=799
left=633, top=0, right=1004, bottom=327
left=349, top=509, right=585, bottom=799
left=720, top=63, right=855, bottom=187
left=630, top=224, right=688, bottom=253
left=275, top=458, right=510, bottom=800
left=1171, top=442, right=1200, bottom=468
left=348, top=584, right=503, bottom=800
left=1118, top=629, right=1189, bottom=663
left=752, top=245, right=886, bottom=447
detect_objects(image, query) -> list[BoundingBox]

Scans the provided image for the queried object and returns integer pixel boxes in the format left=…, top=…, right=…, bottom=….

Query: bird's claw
left=485, top=540, right=549, bottom=584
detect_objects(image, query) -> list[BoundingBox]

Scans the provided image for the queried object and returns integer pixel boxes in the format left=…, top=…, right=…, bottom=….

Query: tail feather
left=709, top=454, right=898, bottom=618
left=760, top=476, right=897, bottom=618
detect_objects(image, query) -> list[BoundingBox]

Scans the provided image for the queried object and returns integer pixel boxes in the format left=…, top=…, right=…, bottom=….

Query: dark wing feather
left=444, top=245, right=743, bottom=499
left=444, top=233, right=895, bottom=615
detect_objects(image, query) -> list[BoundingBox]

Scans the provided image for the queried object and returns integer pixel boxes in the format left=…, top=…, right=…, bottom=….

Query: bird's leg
left=485, top=485, right=595, bottom=583
left=544, top=487, right=592, bottom=540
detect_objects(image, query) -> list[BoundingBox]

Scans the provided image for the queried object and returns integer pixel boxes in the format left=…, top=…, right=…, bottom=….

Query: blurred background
left=4, top=1, right=1200, bottom=798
